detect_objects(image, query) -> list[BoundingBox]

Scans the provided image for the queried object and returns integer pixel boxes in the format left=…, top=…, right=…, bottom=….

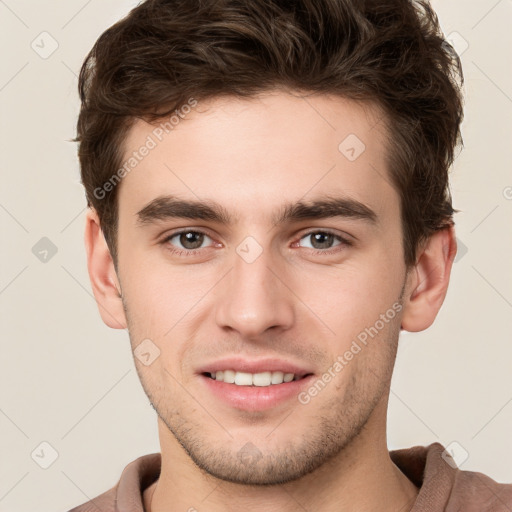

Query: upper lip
left=197, top=357, right=314, bottom=378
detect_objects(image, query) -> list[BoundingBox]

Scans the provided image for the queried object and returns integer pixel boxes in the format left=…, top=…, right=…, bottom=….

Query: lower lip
left=199, top=374, right=315, bottom=411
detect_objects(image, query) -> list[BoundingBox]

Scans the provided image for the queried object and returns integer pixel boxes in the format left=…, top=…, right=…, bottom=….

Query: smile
left=205, top=370, right=310, bottom=386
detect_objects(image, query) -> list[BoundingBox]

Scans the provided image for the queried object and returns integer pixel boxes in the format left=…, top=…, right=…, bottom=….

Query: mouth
left=202, top=370, right=313, bottom=386
left=198, top=369, right=315, bottom=412
left=196, top=357, right=316, bottom=411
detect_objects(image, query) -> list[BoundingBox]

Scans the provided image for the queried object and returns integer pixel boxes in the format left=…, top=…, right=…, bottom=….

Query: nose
left=214, top=244, right=295, bottom=339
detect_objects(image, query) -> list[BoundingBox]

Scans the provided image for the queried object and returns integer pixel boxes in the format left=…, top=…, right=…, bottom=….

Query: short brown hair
left=76, top=0, right=464, bottom=269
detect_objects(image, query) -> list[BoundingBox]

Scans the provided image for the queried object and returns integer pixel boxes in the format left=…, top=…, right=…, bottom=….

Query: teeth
left=271, top=371, right=284, bottom=384
left=222, top=370, right=235, bottom=383
left=253, top=371, right=272, bottom=386
left=234, top=371, right=253, bottom=386
left=209, top=370, right=298, bottom=386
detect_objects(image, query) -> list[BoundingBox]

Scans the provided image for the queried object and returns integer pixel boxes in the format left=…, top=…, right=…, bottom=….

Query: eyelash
left=160, top=229, right=353, bottom=257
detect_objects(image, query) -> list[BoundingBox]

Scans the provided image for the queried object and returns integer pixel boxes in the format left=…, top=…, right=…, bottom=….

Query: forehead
left=117, top=91, right=397, bottom=225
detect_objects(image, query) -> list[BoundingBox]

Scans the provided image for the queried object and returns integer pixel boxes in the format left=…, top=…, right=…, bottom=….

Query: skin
left=85, top=90, right=457, bottom=512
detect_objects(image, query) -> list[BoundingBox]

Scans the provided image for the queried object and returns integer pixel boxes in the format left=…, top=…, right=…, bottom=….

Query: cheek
left=290, top=252, right=403, bottom=343
left=120, top=252, right=216, bottom=344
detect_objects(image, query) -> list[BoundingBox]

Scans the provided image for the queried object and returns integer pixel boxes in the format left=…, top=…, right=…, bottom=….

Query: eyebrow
left=135, top=194, right=378, bottom=227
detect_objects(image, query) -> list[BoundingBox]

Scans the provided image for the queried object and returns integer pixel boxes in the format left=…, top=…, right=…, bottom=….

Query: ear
left=401, top=224, right=457, bottom=332
left=84, top=207, right=127, bottom=329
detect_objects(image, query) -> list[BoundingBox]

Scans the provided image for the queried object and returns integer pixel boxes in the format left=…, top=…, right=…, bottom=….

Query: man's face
left=115, top=91, right=408, bottom=484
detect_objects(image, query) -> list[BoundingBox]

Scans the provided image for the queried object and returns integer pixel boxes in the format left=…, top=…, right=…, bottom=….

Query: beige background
left=0, top=1, right=511, bottom=510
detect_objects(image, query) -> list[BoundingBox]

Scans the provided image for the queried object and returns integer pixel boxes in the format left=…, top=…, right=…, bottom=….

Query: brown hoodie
left=67, top=442, right=512, bottom=511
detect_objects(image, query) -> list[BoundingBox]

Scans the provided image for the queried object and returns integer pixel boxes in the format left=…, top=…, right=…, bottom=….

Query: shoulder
left=390, top=442, right=512, bottom=511
left=66, top=485, right=117, bottom=512
left=65, top=452, right=160, bottom=512
left=450, top=468, right=512, bottom=511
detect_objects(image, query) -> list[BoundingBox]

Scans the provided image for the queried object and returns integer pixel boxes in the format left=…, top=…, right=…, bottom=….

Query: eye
left=163, top=230, right=213, bottom=252
left=297, top=231, right=351, bottom=252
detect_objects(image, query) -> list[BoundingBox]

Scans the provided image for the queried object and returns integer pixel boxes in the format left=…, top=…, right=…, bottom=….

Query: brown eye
left=179, top=232, right=205, bottom=249
left=299, top=231, right=344, bottom=250
left=164, top=230, right=212, bottom=251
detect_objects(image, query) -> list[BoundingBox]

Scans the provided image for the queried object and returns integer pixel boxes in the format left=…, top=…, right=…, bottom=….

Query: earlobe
left=400, top=224, right=457, bottom=333
left=84, top=208, right=127, bottom=330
